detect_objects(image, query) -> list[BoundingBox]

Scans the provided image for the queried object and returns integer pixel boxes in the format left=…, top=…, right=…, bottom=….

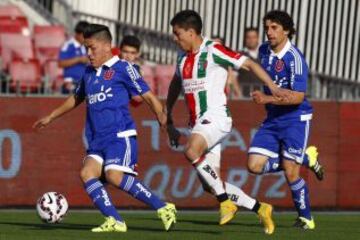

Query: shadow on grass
left=0, top=221, right=94, bottom=231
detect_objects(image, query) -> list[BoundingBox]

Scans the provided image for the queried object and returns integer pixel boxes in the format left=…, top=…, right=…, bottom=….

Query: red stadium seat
left=33, top=25, right=66, bottom=64
left=43, top=60, right=64, bottom=92
left=9, top=59, right=42, bottom=93
left=155, top=64, right=175, bottom=98
left=0, top=33, right=34, bottom=70
left=141, top=64, right=156, bottom=93
left=0, top=5, right=30, bottom=55
left=0, top=4, right=26, bottom=19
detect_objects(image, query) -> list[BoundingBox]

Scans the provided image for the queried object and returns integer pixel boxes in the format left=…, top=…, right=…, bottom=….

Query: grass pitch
left=0, top=210, right=359, bottom=240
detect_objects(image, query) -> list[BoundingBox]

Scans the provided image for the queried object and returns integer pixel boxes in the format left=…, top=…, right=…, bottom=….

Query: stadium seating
left=0, top=5, right=30, bottom=54
left=43, top=59, right=63, bottom=92
left=9, top=59, right=42, bottom=93
left=141, top=64, right=156, bottom=93
left=0, top=33, right=34, bottom=70
left=33, top=25, right=66, bottom=65
left=0, top=5, right=28, bottom=31
left=155, top=64, right=175, bottom=98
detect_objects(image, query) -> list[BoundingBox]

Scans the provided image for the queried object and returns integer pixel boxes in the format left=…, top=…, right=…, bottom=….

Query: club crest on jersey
left=198, top=60, right=208, bottom=71
left=275, top=59, right=284, bottom=72
left=104, top=69, right=115, bottom=80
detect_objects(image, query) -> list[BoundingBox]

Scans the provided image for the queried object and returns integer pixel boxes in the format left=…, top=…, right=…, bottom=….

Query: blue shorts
left=86, top=136, right=138, bottom=175
left=248, top=118, right=311, bottom=164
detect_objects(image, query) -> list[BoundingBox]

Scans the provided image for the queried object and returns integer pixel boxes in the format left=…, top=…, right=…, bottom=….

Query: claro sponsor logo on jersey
left=88, top=85, right=113, bottom=104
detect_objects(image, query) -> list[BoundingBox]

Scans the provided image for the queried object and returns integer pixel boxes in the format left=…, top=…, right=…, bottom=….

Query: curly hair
left=263, top=10, right=296, bottom=39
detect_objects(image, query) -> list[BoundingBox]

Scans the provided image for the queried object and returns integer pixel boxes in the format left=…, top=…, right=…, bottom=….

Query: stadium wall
left=0, top=98, right=359, bottom=209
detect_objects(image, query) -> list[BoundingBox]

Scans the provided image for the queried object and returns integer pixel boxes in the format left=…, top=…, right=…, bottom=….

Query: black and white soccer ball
left=36, top=192, right=68, bottom=223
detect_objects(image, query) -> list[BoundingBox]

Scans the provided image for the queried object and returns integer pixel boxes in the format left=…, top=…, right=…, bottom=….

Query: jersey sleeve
left=123, top=63, right=150, bottom=96
left=59, top=44, right=73, bottom=60
left=211, top=43, right=248, bottom=69
left=175, top=52, right=185, bottom=78
left=73, top=73, right=86, bottom=99
left=289, top=55, right=309, bottom=92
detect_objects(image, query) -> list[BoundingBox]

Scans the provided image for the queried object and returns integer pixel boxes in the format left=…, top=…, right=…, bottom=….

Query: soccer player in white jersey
left=166, top=10, right=287, bottom=233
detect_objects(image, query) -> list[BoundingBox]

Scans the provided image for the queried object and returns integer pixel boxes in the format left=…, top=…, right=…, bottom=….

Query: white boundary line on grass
left=1, top=209, right=360, bottom=215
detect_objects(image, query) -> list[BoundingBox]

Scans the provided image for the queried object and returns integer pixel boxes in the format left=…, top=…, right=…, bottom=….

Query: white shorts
left=192, top=114, right=232, bottom=149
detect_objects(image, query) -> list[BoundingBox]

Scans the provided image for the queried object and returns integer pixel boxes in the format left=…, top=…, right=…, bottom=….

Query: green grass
left=0, top=211, right=359, bottom=240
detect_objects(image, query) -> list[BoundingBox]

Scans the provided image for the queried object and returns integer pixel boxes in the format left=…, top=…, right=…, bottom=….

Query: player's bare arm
left=58, top=56, right=88, bottom=68
left=141, top=91, right=167, bottom=128
left=33, top=94, right=84, bottom=129
left=251, top=89, right=304, bottom=105
left=242, top=58, right=290, bottom=100
left=165, top=73, right=182, bottom=147
left=166, top=73, right=182, bottom=125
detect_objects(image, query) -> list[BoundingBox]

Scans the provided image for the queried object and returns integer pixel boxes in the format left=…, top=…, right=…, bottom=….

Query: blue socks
left=262, top=154, right=312, bottom=174
left=302, top=154, right=310, bottom=168
left=84, top=178, right=123, bottom=222
left=289, top=178, right=312, bottom=220
left=262, top=157, right=282, bottom=173
left=119, top=174, right=166, bottom=210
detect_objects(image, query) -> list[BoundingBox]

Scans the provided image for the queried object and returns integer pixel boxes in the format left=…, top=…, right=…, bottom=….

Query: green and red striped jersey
left=176, top=38, right=248, bottom=126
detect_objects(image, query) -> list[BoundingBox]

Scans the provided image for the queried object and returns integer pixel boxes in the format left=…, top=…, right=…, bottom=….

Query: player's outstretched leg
left=225, top=182, right=275, bottom=234
left=192, top=157, right=237, bottom=225
left=304, top=146, right=324, bottom=181
left=83, top=178, right=127, bottom=232
left=289, top=178, right=315, bottom=230
left=118, top=174, right=176, bottom=231
left=261, top=146, right=325, bottom=181
left=157, top=202, right=177, bottom=231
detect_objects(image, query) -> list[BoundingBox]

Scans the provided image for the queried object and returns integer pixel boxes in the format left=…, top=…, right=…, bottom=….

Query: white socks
left=225, top=182, right=256, bottom=210
left=194, top=159, right=226, bottom=196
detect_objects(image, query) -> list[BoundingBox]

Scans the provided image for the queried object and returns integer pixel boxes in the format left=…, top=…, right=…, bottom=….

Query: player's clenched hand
left=251, top=90, right=268, bottom=104
left=269, top=86, right=291, bottom=101
left=166, top=124, right=181, bottom=148
left=33, top=115, right=53, bottom=129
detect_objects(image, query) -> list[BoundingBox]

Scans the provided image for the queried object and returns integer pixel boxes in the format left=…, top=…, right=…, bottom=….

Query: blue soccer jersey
left=74, top=56, right=150, bottom=148
left=249, top=40, right=313, bottom=163
left=259, top=40, right=312, bottom=121
left=59, top=38, right=87, bottom=84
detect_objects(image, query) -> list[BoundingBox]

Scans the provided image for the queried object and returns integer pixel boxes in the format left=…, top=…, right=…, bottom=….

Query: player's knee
left=247, top=160, right=263, bottom=174
left=105, top=170, right=124, bottom=186
left=184, top=146, right=200, bottom=163
left=80, top=166, right=98, bottom=183
left=284, top=170, right=299, bottom=183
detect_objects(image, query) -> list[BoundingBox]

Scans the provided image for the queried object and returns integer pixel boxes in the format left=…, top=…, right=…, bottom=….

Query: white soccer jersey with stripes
left=176, top=38, right=248, bottom=126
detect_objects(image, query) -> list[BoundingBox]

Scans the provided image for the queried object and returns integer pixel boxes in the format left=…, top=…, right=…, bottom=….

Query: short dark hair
left=245, top=27, right=259, bottom=34
left=120, top=35, right=141, bottom=51
left=263, top=10, right=295, bottom=39
left=74, top=21, right=89, bottom=34
left=83, top=24, right=112, bottom=42
left=170, top=10, right=202, bottom=34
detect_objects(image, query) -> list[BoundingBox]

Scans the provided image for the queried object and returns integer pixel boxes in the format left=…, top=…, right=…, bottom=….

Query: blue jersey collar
left=103, top=55, right=120, bottom=68
left=270, top=40, right=291, bottom=59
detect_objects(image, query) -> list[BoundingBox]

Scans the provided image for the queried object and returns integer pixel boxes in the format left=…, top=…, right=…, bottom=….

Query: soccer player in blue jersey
left=33, top=24, right=176, bottom=233
left=58, top=21, right=89, bottom=94
left=246, top=10, right=324, bottom=229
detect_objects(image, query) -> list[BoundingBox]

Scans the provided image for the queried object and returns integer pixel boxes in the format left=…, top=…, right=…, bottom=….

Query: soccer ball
left=36, top=192, right=68, bottom=223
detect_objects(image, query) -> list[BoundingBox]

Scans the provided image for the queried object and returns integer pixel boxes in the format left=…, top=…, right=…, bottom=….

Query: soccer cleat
left=306, top=146, right=325, bottom=181
left=91, top=216, right=127, bottom=232
left=293, top=216, right=315, bottom=230
left=157, top=202, right=177, bottom=231
left=219, top=199, right=238, bottom=225
left=257, top=202, right=275, bottom=234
